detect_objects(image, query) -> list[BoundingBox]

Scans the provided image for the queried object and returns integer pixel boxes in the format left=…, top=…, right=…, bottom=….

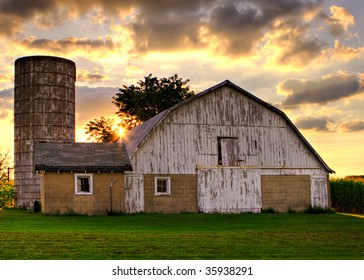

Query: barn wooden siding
left=130, top=86, right=327, bottom=175
left=197, top=168, right=261, bottom=213
left=197, top=167, right=328, bottom=213
left=127, top=84, right=330, bottom=213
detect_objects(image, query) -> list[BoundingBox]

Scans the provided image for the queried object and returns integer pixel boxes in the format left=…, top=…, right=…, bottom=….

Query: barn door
left=311, top=175, right=329, bottom=208
left=218, top=137, right=239, bottom=166
left=197, top=168, right=261, bottom=213
left=124, top=172, right=144, bottom=213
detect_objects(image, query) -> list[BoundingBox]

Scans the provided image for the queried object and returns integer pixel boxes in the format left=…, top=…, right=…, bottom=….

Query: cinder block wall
left=40, top=173, right=125, bottom=215
left=143, top=174, right=197, bottom=213
left=261, top=175, right=311, bottom=212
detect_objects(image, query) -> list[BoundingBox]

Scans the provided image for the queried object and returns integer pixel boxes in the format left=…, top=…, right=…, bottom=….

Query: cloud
left=295, top=116, right=333, bottom=131
left=129, top=0, right=325, bottom=56
left=128, top=1, right=206, bottom=52
left=130, top=19, right=201, bottom=52
left=0, top=14, right=24, bottom=36
left=0, top=0, right=58, bottom=35
left=278, top=72, right=363, bottom=107
left=0, top=88, right=14, bottom=119
left=342, top=120, right=364, bottom=132
left=19, top=36, right=117, bottom=53
left=2, top=0, right=326, bottom=58
left=202, top=0, right=322, bottom=56
left=0, top=74, right=13, bottom=85
left=77, top=69, right=111, bottom=83
left=0, top=88, right=13, bottom=99
left=327, top=5, right=355, bottom=38
left=324, top=40, right=364, bottom=62
left=259, top=18, right=325, bottom=67
left=0, top=0, right=135, bottom=35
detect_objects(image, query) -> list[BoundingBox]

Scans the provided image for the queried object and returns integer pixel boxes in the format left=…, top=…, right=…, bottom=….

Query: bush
left=304, top=205, right=336, bottom=214
left=287, top=207, right=297, bottom=214
left=261, top=207, right=277, bottom=213
left=0, top=182, right=14, bottom=211
left=330, top=178, right=364, bottom=213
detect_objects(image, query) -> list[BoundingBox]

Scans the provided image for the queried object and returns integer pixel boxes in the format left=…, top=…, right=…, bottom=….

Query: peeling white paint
left=124, top=172, right=144, bottom=213
left=197, top=168, right=261, bottom=213
left=128, top=85, right=331, bottom=213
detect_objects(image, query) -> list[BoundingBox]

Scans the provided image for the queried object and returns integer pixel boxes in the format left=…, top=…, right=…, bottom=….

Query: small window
left=155, top=177, right=170, bottom=196
left=75, top=174, right=93, bottom=195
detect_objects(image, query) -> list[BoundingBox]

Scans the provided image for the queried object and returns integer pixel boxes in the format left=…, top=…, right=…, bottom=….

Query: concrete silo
left=14, top=56, right=76, bottom=208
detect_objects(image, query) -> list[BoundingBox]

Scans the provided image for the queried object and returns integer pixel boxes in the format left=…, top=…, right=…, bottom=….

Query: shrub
left=304, top=205, right=336, bottom=214
left=261, top=207, right=277, bottom=213
left=330, top=178, right=364, bottom=214
left=0, top=182, right=14, bottom=211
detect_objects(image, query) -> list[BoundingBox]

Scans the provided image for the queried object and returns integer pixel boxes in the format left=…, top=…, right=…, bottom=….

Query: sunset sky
left=0, top=0, right=363, bottom=177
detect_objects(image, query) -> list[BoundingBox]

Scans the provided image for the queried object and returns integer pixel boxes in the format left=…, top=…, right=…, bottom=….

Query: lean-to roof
left=34, top=142, right=132, bottom=172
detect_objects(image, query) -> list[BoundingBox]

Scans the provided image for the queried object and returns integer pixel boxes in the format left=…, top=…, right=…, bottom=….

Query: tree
left=0, top=151, right=11, bottom=183
left=85, top=116, right=119, bottom=143
left=0, top=151, right=13, bottom=211
left=0, top=182, right=14, bottom=211
left=85, top=74, right=194, bottom=143
left=117, top=113, right=143, bottom=131
left=112, top=74, right=194, bottom=123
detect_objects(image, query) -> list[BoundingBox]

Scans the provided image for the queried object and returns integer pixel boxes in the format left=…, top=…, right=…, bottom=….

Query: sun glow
left=118, top=126, right=126, bottom=138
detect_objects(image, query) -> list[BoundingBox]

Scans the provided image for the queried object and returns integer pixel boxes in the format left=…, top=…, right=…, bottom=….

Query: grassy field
left=0, top=209, right=363, bottom=260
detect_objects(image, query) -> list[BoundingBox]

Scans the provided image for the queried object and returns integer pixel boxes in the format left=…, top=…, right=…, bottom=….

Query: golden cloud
left=295, top=116, right=335, bottom=132
left=15, top=36, right=120, bottom=57
left=341, top=120, right=364, bottom=132
left=0, top=74, right=13, bottom=85
left=77, top=69, right=111, bottom=83
left=326, top=5, right=357, bottom=39
left=259, top=19, right=324, bottom=69
left=324, top=40, right=364, bottom=62
left=329, top=6, right=355, bottom=31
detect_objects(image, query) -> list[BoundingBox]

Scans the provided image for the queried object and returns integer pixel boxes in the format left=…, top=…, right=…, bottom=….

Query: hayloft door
left=218, top=137, right=239, bottom=166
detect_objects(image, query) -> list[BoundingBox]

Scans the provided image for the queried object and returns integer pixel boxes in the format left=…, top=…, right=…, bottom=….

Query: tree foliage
left=85, top=116, right=119, bottom=143
left=0, top=182, right=14, bottom=211
left=0, top=151, right=11, bottom=183
left=0, top=151, right=14, bottom=211
left=85, top=74, right=194, bottom=143
left=117, top=113, right=143, bottom=131
left=112, top=74, right=194, bottom=123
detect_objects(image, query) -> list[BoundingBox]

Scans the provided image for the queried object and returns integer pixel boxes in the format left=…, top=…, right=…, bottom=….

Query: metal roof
left=34, top=142, right=132, bottom=172
left=123, top=80, right=335, bottom=174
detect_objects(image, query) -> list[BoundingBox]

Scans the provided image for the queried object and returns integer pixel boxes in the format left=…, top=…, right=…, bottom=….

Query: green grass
left=0, top=209, right=363, bottom=260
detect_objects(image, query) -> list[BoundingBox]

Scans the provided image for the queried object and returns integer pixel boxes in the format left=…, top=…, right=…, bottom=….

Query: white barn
left=123, top=80, right=334, bottom=213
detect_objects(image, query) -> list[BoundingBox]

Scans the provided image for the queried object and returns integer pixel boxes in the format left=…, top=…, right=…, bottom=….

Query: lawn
left=0, top=209, right=363, bottom=260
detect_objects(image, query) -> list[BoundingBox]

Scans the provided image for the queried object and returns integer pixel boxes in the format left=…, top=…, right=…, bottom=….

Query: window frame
left=75, top=173, right=93, bottom=195
left=154, top=177, right=171, bottom=196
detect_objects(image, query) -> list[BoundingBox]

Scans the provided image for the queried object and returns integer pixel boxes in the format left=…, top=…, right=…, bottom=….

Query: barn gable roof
left=34, top=142, right=132, bottom=173
left=123, top=80, right=334, bottom=173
